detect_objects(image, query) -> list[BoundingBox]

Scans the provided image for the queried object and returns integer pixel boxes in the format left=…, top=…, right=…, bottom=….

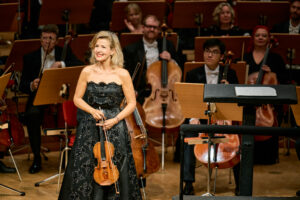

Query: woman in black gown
left=58, top=31, right=142, bottom=200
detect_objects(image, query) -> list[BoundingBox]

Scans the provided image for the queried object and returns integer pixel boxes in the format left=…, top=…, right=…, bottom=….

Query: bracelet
left=115, top=116, right=120, bottom=123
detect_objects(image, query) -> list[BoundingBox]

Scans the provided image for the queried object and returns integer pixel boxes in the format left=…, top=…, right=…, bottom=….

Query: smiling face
left=253, top=28, right=269, bottom=48
left=94, top=38, right=115, bottom=63
left=143, top=16, right=160, bottom=43
left=219, top=5, right=232, bottom=25
left=127, top=8, right=142, bottom=27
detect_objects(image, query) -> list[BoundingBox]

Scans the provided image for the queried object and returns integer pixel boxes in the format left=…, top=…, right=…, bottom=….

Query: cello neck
left=133, top=108, right=147, bottom=136
left=256, top=45, right=270, bottom=84
left=161, top=33, right=168, bottom=88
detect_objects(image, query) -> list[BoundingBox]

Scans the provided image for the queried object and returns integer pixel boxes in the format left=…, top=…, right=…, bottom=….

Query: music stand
left=0, top=3, right=18, bottom=32
left=66, top=34, right=94, bottom=64
left=174, top=83, right=242, bottom=196
left=110, top=1, right=166, bottom=32
left=194, top=36, right=251, bottom=62
left=172, top=1, right=225, bottom=35
left=120, top=32, right=178, bottom=49
left=33, top=66, right=84, bottom=187
left=38, top=0, right=93, bottom=34
left=0, top=73, right=25, bottom=196
left=235, top=1, right=289, bottom=30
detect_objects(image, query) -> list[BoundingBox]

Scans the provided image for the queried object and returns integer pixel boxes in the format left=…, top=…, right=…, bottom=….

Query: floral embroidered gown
left=58, top=82, right=142, bottom=200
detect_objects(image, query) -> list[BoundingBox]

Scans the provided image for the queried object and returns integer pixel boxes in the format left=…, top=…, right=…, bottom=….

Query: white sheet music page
left=235, top=86, right=277, bottom=96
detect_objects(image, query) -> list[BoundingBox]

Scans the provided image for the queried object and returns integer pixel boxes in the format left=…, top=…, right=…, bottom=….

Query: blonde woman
left=205, top=2, right=246, bottom=36
left=124, top=3, right=143, bottom=33
left=59, top=31, right=142, bottom=200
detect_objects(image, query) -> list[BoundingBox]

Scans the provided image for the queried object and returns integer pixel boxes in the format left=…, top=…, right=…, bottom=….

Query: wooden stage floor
left=1, top=147, right=300, bottom=200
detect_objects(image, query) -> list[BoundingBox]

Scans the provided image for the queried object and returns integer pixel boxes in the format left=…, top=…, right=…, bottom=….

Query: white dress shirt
left=205, top=64, right=220, bottom=84
left=143, top=38, right=159, bottom=68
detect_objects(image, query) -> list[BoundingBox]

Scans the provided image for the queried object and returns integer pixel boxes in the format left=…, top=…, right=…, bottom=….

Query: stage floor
left=1, top=147, right=300, bottom=200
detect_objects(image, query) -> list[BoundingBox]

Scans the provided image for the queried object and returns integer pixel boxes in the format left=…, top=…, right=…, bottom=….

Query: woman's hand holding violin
left=97, top=117, right=119, bottom=130
left=90, top=108, right=105, bottom=121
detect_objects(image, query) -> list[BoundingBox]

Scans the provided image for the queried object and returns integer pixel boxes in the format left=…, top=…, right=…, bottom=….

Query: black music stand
left=32, top=66, right=84, bottom=188
left=110, top=1, right=166, bottom=32
left=0, top=73, right=25, bottom=196
left=38, top=0, right=93, bottom=34
left=203, top=84, right=297, bottom=196
left=235, top=1, right=289, bottom=31
left=174, top=83, right=242, bottom=197
left=174, top=83, right=298, bottom=199
left=172, top=1, right=224, bottom=35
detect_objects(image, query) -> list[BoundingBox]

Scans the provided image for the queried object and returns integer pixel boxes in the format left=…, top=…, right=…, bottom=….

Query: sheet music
left=235, top=86, right=277, bottom=96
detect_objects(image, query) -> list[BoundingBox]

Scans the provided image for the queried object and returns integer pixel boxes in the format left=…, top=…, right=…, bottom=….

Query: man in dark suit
left=271, top=0, right=300, bottom=34
left=19, top=24, right=83, bottom=174
left=123, top=14, right=182, bottom=104
left=183, top=39, right=239, bottom=195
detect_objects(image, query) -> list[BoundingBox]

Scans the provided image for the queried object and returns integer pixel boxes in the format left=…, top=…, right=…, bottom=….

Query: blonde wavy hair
left=212, top=2, right=235, bottom=26
left=89, top=31, right=124, bottom=68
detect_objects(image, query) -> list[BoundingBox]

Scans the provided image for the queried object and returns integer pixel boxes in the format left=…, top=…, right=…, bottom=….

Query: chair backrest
left=62, top=100, right=77, bottom=127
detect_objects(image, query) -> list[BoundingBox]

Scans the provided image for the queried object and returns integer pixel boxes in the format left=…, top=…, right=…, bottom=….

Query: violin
left=93, top=118, right=119, bottom=193
left=193, top=52, right=240, bottom=169
left=247, top=37, right=278, bottom=141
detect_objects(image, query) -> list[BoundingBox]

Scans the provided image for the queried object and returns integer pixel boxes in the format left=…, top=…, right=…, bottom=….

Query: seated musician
left=183, top=38, right=239, bottom=195
left=204, top=2, right=247, bottom=36
left=123, top=3, right=144, bottom=34
left=242, top=25, right=289, bottom=165
left=271, top=0, right=300, bottom=34
left=19, top=24, right=83, bottom=174
left=123, top=14, right=183, bottom=104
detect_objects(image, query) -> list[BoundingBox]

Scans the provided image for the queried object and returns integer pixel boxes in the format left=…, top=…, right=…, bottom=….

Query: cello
left=247, top=37, right=278, bottom=141
left=123, top=63, right=160, bottom=183
left=142, top=24, right=184, bottom=168
left=193, top=53, right=240, bottom=169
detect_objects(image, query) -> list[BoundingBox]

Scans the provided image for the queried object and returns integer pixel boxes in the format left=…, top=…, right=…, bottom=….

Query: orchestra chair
left=57, top=100, right=77, bottom=190
left=34, top=101, right=77, bottom=188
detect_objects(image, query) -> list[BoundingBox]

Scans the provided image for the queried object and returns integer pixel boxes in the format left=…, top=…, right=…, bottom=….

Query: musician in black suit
left=183, top=39, right=239, bottom=195
left=271, top=0, right=300, bottom=34
left=123, top=14, right=183, bottom=104
left=19, top=24, right=83, bottom=174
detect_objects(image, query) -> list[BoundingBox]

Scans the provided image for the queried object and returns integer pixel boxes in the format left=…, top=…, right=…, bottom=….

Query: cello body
left=248, top=67, right=278, bottom=141
left=143, top=60, right=184, bottom=130
left=194, top=120, right=240, bottom=169
left=125, top=103, right=160, bottom=178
